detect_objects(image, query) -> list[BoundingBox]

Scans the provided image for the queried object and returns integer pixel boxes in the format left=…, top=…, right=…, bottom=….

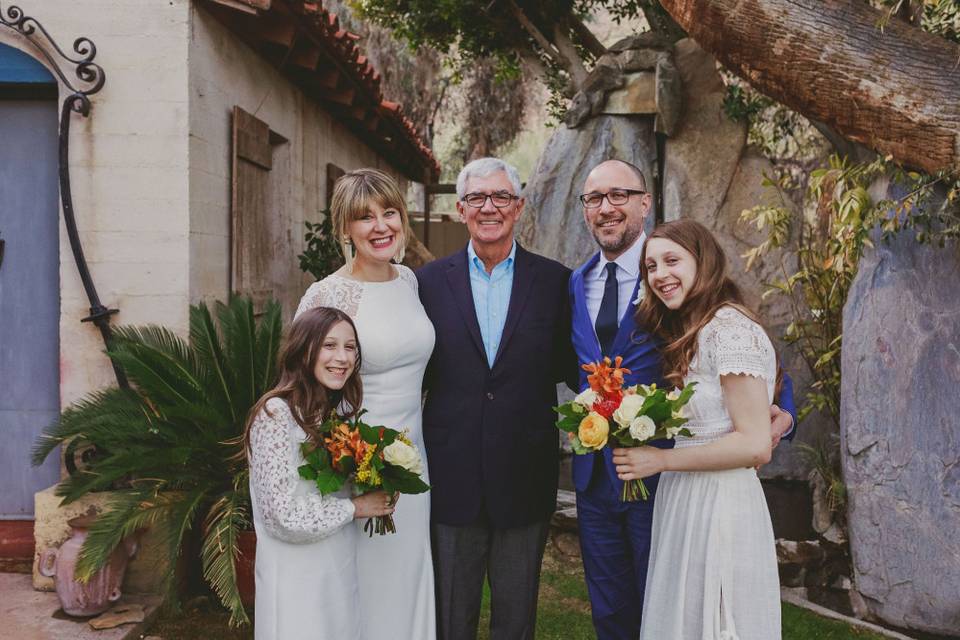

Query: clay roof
left=200, top=0, right=439, bottom=182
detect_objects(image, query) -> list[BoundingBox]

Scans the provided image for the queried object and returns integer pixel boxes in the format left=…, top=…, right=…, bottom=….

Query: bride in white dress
left=295, top=168, right=436, bottom=639
left=246, top=307, right=396, bottom=640
left=614, top=219, right=781, bottom=640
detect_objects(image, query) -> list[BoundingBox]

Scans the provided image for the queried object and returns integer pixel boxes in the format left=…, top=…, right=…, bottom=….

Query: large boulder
left=841, top=207, right=960, bottom=634
left=517, top=115, right=658, bottom=268
left=662, top=38, right=746, bottom=222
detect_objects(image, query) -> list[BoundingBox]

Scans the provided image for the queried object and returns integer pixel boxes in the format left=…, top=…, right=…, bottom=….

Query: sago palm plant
left=32, top=296, right=281, bottom=625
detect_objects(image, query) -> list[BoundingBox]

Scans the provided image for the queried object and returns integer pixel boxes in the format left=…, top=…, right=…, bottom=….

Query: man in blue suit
left=570, top=159, right=796, bottom=639
left=417, top=158, right=575, bottom=640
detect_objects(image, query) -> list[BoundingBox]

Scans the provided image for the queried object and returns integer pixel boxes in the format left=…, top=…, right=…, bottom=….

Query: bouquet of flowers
left=555, top=356, right=696, bottom=501
left=298, top=410, right=430, bottom=535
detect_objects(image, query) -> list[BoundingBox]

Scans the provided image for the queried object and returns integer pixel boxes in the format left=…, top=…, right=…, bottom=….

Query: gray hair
left=456, top=157, right=522, bottom=199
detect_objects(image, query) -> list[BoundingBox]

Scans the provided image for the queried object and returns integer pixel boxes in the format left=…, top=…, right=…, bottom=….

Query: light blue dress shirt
left=467, top=240, right=517, bottom=367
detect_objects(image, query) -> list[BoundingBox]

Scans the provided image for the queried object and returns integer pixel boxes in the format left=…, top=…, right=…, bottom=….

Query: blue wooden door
left=0, top=44, right=60, bottom=518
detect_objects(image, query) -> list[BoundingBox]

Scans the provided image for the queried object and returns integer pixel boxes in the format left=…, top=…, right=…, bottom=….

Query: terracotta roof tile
left=207, top=0, right=439, bottom=178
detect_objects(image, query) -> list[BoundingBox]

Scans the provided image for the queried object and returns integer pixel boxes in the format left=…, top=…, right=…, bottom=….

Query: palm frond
left=107, top=339, right=204, bottom=408
left=201, top=476, right=251, bottom=626
left=190, top=302, right=235, bottom=424
left=216, top=297, right=258, bottom=415
left=31, top=388, right=143, bottom=466
left=254, top=300, right=282, bottom=394
left=74, top=483, right=171, bottom=580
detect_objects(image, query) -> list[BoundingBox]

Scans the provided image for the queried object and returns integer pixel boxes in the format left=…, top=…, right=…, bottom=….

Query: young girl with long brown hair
left=612, top=219, right=781, bottom=639
left=245, top=306, right=395, bottom=640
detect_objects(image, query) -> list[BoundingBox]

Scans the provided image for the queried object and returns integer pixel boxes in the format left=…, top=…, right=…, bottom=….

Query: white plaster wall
left=188, top=4, right=408, bottom=319
left=0, top=0, right=192, bottom=409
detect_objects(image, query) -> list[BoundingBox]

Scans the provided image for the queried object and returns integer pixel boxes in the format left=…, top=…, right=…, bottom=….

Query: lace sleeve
left=294, top=276, right=362, bottom=319
left=397, top=264, right=419, bottom=293
left=704, top=307, right=775, bottom=380
left=248, top=398, right=355, bottom=544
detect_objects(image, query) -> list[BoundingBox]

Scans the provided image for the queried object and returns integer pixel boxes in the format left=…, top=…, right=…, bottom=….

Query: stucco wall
left=1, top=0, right=413, bottom=410
left=0, top=0, right=192, bottom=409
left=188, top=4, right=407, bottom=319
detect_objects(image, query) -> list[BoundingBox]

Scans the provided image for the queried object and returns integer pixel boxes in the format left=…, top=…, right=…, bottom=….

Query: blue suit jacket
left=417, top=244, right=575, bottom=528
left=569, top=252, right=668, bottom=494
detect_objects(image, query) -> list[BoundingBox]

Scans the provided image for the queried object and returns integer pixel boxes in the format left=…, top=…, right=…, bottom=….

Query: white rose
left=573, top=389, right=599, bottom=411
left=629, top=415, right=657, bottom=441
left=383, top=440, right=424, bottom=476
left=666, top=425, right=683, bottom=439
left=613, top=394, right=646, bottom=429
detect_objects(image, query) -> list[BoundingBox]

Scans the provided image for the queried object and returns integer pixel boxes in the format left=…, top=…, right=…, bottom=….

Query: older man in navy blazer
left=417, top=157, right=575, bottom=640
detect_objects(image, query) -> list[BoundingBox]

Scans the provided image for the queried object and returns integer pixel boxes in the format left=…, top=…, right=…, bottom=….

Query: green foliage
left=743, top=155, right=959, bottom=429
left=297, top=211, right=344, bottom=281
left=874, top=0, right=960, bottom=43
left=32, top=296, right=282, bottom=626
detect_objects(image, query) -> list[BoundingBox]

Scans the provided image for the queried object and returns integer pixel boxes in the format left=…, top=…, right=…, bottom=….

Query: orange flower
left=582, top=356, right=631, bottom=397
left=325, top=422, right=369, bottom=466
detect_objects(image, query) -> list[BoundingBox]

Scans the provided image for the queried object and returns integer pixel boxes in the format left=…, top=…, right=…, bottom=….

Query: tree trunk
left=658, top=0, right=960, bottom=175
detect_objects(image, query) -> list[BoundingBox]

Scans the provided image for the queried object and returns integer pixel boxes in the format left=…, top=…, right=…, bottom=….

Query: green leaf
left=358, top=421, right=381, bottom=445
left=315, top=469, right=345, bottom=495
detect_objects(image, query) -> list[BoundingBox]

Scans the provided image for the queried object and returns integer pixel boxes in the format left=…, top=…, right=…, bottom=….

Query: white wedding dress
left=296, top=264, right=437, bottom=640
left=640, top=307, right=781, bottom=640
left=249, top=397, right=361, bottom=640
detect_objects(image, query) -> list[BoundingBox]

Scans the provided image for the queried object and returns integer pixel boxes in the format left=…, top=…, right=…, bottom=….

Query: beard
left=592, top=219, right=645, bottom=256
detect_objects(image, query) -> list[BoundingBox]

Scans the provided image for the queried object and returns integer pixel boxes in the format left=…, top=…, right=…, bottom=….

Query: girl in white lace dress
left=614, top=219, right=781, bottom=639
left=295, top=169, right=436, bottom=639
left=245, top=307, right=396, bottom=640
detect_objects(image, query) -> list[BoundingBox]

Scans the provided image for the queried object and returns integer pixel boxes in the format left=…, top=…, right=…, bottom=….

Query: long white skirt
left=640, top=467, right=781, bottom=640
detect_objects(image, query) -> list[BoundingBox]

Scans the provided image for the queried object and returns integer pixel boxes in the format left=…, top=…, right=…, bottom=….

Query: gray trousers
left=432, top=513, right=550, bottom=640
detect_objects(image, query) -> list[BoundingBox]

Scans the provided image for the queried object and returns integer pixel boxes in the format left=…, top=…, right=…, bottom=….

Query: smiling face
left=348, top=200, right=404, bottom=267
left=644, top=237, right=698, bottom=310
left=312, top=320, right=358, bottom=390
left=456, top=170, right=524, bottom=250
left=582, top=161, right=652, bottom=260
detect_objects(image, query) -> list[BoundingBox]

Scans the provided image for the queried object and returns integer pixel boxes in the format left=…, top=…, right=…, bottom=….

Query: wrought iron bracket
left=2, top=3, right=127, bottom=388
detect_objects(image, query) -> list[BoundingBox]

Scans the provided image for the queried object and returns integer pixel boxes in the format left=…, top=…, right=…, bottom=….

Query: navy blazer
left=417, top=244, right=574, bottom=528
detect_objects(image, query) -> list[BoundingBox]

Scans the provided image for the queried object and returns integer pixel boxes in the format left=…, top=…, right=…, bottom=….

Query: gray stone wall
left=841, top=214, right=960, bottom=635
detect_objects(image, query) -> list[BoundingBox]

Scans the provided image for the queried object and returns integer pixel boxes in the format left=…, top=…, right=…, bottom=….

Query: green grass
left=475, top=545, right=892, bottom=640
left=147, top=543, right=892, bottom=639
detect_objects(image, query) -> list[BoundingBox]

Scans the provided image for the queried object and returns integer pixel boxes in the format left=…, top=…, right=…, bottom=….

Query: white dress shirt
left=585, top=233, right=646, bottom=326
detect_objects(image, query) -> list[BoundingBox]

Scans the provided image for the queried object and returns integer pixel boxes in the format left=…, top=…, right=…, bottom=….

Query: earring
left=342, top=236, right=355, bottom=272
left=394, top=232, right=406, bottom=264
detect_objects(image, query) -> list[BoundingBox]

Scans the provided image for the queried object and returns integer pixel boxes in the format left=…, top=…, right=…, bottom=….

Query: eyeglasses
left=461, top=192, right=519, bottom=209
left=579, top=188, right=647, bottom=208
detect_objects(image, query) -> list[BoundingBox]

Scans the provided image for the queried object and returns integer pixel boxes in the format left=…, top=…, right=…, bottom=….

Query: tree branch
left=566, top=13, right=607, bottom=59
left=658, top=0, right=960, bottom=175
left=504, top=0, right=586, bottom=88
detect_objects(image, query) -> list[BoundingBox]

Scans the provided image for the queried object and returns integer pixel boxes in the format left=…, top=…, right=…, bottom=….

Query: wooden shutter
left=230, top=106, right=297, bottom=316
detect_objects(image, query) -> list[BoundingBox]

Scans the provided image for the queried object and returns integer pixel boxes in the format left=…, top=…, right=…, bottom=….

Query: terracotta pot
left=236, top=529, right=256, bottom=608
left=39, top=514, right=139, bottom=617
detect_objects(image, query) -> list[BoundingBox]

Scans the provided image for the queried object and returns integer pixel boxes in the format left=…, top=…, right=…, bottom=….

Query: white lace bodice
left=675, top=306, right=776, bottom=448
left=295, top=265, right=419, bottom=320
left=248, top=398, right=355, bottom=543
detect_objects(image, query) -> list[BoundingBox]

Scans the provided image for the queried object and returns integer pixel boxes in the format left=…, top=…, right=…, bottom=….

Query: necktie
left=595, top=262, right=619, bottom=356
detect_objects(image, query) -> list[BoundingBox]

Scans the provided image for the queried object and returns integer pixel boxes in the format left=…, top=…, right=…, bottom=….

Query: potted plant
left=32, top=296, right=280, bottom=625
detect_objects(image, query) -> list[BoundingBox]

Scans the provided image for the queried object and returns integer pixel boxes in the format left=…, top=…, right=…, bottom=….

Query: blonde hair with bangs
left=331, top=168, right=410, bottom=270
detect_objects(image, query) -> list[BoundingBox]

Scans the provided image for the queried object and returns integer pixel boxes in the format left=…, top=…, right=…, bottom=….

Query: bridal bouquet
left=555, top=356, right=696, bottom=501
left=298, top=410, right=429, bottom=535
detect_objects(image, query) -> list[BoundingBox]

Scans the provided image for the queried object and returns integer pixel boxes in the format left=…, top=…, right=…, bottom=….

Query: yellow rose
left=578, top=412, right=610, bottom=450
